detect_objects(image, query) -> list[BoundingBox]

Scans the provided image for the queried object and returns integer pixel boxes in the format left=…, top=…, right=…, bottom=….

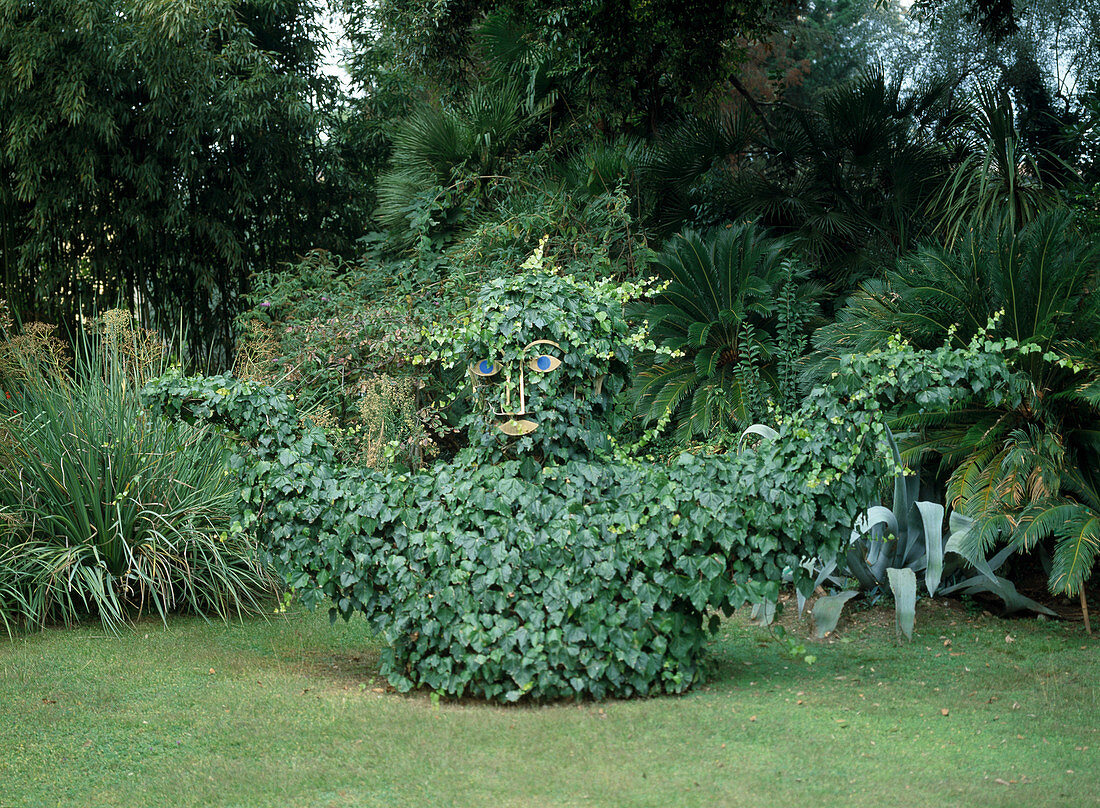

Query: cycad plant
left=632, top=223, right=820, bottom=443
left=0, top=311, right=272, bottom=633
left=950, top=427, right=1100, bottom=605
left=813, top=210, right=1100, bottom=599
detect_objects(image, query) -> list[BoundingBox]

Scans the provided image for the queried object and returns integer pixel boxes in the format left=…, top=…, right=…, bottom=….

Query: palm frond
left=1048, top=513, right=1100, bottom=596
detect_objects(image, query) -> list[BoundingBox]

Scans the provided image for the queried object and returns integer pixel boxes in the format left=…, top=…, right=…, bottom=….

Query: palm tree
left=929, top=87, right=1059, bottom=246
left=374, top=78, right=536, bottom=237
left=637, top=105, right=758, bottom=236
left=727, top=69, right=960, bottom=292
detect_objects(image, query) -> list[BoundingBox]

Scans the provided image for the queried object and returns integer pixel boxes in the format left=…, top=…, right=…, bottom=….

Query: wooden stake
left=1082, top=589, right=1092, bottom=636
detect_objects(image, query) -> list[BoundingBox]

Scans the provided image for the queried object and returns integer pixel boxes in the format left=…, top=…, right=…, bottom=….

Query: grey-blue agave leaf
left=887, top=567, right=917, bottom=641
left=916, top=500, right=946, bottom=595
left=796, top=558, right=815, bottom=617
left=851, top=505, right=899, bottom=542
left=738, top=423, right=778, bottom=453
left=899, top=490, right=931, bottom=567
left=811, top=590, right=858, bottom=638
left=749, top=598, right=776, bottom=626
left=985, top=544, right=1016, bottom=573
left=844, top=544, right=881, bottom=591
left=940, top=513, right=1055, bottom=614
left=940, top=575, right=1057, bottom=616
left=945, top=512, right=1001, bottom=585
left=797, top=556, right=838, bottom=617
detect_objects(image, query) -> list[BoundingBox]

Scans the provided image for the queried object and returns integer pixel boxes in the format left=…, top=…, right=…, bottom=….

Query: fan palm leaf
left=374, top=76, right=538, bottom=236
left=727, top=68, right=957, bottom=289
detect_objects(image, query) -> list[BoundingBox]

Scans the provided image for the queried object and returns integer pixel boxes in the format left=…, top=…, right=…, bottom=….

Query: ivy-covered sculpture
left=144, top=259, right=1022, bottom=701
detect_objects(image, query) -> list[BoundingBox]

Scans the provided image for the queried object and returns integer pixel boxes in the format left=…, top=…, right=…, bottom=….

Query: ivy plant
left=419, top=244, right=664, bottom=463
left=143, top=270, right=1027, bottom=700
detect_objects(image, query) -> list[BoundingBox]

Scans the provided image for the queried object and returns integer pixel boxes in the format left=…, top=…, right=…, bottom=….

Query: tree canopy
left=0, top=0, right=348, bottom=354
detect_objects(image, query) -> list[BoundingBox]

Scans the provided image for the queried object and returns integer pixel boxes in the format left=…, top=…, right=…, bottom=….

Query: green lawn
left=1, top=599, right=1097, bottom=808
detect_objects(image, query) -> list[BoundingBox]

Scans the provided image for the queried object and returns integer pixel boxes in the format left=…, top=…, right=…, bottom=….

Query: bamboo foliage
left=0, top=0, right=332, bottom=358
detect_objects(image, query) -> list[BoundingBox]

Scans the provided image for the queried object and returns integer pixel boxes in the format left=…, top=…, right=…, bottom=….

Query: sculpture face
left=446, top=270, right=633, bottom=462
left=469, top=340, right=563, bottom=436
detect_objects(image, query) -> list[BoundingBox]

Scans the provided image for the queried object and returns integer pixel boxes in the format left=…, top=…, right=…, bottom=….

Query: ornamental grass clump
left=0, top=309, right=273, bottom=634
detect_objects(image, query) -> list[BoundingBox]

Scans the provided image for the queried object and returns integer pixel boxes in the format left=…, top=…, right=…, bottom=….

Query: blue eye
left=471, top=359, right=500, bottom=377
left=528, top=354, right=561, bottom=373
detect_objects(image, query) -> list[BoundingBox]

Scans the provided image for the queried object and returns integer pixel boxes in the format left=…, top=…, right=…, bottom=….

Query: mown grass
left=1, top=598, right=1097, bottom=808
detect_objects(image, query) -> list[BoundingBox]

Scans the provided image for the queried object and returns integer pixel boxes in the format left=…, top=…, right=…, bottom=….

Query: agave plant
left=632, top=223, right=821, bottom=443
left=744, top=425, right=1055, bottom=640
left=831, top=429, right=1053, bottom=639
left=812, top=211, right=1100, bottom=601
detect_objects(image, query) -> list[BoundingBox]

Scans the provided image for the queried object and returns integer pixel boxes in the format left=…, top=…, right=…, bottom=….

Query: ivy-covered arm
left=141, top=367, right=308, bottom=448
left=141, top=369, right=386, bottom=614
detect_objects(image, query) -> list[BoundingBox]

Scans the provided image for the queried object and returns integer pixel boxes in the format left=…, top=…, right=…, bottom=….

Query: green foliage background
left=0, top=0, right=360, bottom=358
left=3, top=0, right=1100, bottom=641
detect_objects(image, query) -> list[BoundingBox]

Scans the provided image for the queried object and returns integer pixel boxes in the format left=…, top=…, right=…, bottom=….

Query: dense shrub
left=445, top=171, right=646, bottom=290
left=237, top=251, right=443, bottom=468
left=145, top=368, right=859, bottom=698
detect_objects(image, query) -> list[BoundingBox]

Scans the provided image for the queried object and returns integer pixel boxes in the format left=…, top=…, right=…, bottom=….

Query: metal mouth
left=496, top=416, right=538, bottom=436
